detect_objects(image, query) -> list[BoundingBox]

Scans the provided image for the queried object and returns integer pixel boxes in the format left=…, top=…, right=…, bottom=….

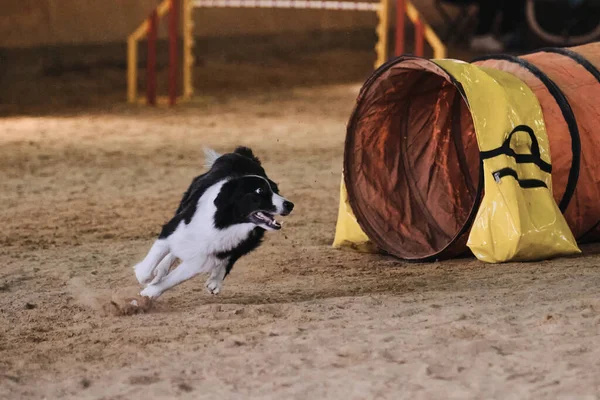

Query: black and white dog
left=134, top=146, right=294, bottom=299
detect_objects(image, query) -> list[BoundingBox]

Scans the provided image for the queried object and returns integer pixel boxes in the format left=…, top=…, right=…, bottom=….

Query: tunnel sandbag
left=332, top=175, right=377, bottom=253
left=474, top=43, right=600, bottom=241
left=339, top=50, right=591, bottom=262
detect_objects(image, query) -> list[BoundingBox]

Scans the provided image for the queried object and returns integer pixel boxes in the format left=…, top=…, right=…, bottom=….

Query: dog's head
left=209, top=147, right=294, bottom=230
left=215, top=175, right=294, bottom=230
left=214, top=175, right=294, bottom=230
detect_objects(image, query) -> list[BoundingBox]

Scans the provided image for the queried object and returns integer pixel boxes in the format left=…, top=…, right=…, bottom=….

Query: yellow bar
left=183, top=0, right=194, bottom=99
left=426, top=25, right=447, bottom=59
left=129, top=0, right=168, bottom=42
left=126, top=0, right=171, bottom=103
left=127, top=37, right=138, bottom=103
left=130, top=20, right=149, bottom=41
left=405, top=1, right=417, bottom=21
left=406, top=1, right=446, bottom=59
left=374, top=0, right=390, bottom=68
left=157, top=0, right=172, bottom=17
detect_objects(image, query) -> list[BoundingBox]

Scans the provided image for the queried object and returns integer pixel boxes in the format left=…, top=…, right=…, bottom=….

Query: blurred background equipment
left=1, top=0, right=598, bottom=114
left=433, top=0, right=477, bottom=44
left=433, top=0, right=600, bottom=51
left=126, top=0, right=446, bottom=106
left=525, top=0, right=600, bottom=45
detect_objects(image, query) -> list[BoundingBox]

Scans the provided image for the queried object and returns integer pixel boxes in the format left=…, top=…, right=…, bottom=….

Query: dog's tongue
left=255, top=211, right=282, bottom=230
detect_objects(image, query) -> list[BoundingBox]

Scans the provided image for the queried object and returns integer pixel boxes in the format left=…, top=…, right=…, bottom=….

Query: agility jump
left=126, top=0, right=446, bottom=105
left=127, top=0, right=193, bottom=105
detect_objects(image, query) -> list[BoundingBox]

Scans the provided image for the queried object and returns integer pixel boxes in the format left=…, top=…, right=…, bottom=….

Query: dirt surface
left=2, top=52, right=600, bottom=399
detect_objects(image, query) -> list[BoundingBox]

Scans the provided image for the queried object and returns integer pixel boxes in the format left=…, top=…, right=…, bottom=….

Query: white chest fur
left=166, top=179, right=255, bottom=262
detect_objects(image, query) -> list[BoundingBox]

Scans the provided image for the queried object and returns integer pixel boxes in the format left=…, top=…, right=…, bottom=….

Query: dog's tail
left=203, top=147, right=222, bottom=169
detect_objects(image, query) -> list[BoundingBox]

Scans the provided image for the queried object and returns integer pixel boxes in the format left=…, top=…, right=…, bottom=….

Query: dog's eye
left=255, top=188, right=263, bottom=194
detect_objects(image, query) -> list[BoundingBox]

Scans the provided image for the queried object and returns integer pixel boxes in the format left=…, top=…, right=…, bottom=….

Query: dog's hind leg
left=134, top=239, right=169, bottom=284
left=140, top=257, right=204, bottom=299
left=149, top=252, right=177, bottom=285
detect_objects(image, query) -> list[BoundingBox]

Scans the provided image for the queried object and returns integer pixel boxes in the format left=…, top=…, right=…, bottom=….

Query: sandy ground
left=2, top=52, right=600, bottom=399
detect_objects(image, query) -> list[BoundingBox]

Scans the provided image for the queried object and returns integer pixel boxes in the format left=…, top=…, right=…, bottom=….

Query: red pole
left=146, top=10, right=158, bottom=106
left=395, top=0, right=405, bottom=56
left=414, top=17, right=424, bottom=57
left=168, top=0, right=179, bottom=106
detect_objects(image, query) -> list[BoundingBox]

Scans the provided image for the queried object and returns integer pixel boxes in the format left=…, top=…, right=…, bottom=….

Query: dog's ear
left=234, top=146, right=261, bottom=166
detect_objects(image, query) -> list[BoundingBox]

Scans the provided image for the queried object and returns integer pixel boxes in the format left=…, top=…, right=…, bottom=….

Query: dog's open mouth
left=250, top=211, right=281, bottom=230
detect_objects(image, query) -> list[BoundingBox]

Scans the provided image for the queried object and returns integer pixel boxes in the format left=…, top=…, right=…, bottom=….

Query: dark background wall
left=0, top=0, right=444, bottom=48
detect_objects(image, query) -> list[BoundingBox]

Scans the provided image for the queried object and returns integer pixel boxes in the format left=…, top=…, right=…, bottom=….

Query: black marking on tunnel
left=492, top=168, right=548, bottom=189
left=480, top=124, right=552, bottom=174
left=491, top=168, right=548, bottom=189
left=471, top=54, right=581, bottom=214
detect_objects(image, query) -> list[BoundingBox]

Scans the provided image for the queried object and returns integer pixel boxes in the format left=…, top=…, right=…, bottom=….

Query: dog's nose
left=282, top=200, right=294, bottom=215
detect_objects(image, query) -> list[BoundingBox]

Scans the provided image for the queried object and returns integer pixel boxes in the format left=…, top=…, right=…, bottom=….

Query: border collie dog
left=134, top=146, right=294, bottom=299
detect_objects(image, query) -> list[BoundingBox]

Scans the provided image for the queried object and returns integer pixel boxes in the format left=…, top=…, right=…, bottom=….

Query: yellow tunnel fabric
left=435, top=60, right=579, bottom=262
left=332, top=175, right=377, bottom=253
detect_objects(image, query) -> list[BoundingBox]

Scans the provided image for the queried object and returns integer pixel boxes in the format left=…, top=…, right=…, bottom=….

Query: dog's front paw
left=140, top=284, right=163, bottom=299
left=205, top=278, right=222, bottom=295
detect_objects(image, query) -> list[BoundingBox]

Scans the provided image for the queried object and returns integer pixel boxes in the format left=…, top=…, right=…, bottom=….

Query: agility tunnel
left=334, top=42, right=600, bottom=263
